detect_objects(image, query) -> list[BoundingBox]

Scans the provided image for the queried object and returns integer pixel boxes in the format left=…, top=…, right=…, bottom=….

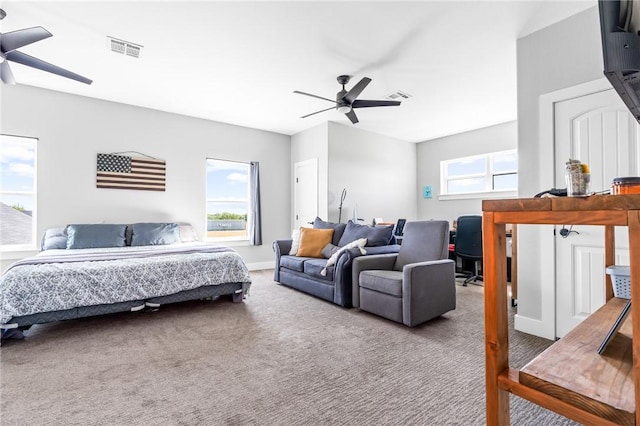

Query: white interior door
left=554, top=89, right=637, bottom=337
left=294, top=158, right=318, bottom=229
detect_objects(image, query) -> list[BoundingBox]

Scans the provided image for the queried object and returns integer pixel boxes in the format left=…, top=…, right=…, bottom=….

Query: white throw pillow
left=321, top=238, right=367, bottom=276
left=289, top=228, right=301, bottom=255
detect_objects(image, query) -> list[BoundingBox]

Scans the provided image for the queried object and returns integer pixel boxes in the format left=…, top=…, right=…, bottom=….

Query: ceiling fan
left=0, top=8, right=92, bottom=85
left=294, top=75, right=400, bottom=124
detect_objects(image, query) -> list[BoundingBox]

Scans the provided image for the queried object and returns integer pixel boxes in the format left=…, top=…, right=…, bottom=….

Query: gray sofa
left=273, top=218, right=401, bottom=307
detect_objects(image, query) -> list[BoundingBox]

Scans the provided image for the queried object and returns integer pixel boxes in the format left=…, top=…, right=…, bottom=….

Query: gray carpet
left=0, top=270, right=578, bottom=425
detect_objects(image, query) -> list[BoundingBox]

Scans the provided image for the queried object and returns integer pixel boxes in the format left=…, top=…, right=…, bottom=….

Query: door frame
left=531, top=77, right=612, bottom=339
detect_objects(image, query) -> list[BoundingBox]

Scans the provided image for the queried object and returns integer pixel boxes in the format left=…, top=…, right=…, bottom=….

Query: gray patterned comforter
left=0, top=243, right=251, bottom=324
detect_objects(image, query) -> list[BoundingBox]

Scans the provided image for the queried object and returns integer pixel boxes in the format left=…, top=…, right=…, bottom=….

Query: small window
left=206, top=159, right=250, bottom=241
left=440, top=150, right=517, bottom=198
left=1, top=134, right=37, bottom=249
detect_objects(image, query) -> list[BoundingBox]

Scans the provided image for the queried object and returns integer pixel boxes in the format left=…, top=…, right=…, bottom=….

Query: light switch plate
left=423, top=185, right=432, bottom=198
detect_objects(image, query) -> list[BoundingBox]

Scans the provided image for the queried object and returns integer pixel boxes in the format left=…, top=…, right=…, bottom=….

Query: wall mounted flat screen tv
left=599, top=0, right=640, bottom=123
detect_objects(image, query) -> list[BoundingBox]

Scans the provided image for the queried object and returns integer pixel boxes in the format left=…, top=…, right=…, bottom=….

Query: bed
left=0, top=223, right=251, bottom=340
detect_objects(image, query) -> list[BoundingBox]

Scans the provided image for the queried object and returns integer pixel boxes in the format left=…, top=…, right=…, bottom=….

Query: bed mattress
left=0, top=243, right=251, bottom=326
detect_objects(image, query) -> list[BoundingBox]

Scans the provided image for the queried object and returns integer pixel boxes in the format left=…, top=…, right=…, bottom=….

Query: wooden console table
left=483, top=195, right=640, bottom=425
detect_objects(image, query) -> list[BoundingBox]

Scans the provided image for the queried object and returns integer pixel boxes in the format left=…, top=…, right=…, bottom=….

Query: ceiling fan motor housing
left=336, top=89, right=348, bottom=107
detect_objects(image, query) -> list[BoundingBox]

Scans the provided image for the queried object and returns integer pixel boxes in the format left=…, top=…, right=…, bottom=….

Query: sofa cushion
left=359, top=270, right=403, bottom=297
left=313, top=217, right=346, bottom=246
left=338, top=221, right=394, bottom=247
left=296, top=227, right=334, bottom=257
left=280, top=255, right=312, bottom=272
left=303, top=258, right=334, bottom=281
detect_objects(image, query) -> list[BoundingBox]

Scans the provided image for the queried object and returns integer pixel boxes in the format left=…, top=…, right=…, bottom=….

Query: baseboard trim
left=246, top=261, right=275, bottom=271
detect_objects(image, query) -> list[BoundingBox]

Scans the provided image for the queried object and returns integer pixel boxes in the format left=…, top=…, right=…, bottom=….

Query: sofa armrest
left=273, top=239, right=292, bottom=256
left=272, top=239, right=293, bottom=282
left=402, top=259, right=456, bottom=326
left=365, top=244, right=402, bottom=255
left=329, top=244, right=398, bottom=308
left=351, top=253, right=398, bottom=308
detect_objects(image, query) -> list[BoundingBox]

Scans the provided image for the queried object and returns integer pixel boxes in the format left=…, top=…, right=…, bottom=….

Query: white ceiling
left=1, top=1, right=595, bottom=142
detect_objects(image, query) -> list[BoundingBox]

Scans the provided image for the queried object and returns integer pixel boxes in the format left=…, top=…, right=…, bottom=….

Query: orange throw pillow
left=296, top=227, right=334, bottom=258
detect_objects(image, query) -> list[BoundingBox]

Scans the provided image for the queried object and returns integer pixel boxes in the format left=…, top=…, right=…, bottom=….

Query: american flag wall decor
left=96, top=153, right=166, bottom=191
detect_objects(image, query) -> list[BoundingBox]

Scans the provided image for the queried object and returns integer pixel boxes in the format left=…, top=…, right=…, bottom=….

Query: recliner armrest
left=351, top=253, right=398, bottom=308
left=403, top=258, right=454, bottom=273
left=403, top=259, right=455, bottom=286
left=402, top=259, right=456, bottom=326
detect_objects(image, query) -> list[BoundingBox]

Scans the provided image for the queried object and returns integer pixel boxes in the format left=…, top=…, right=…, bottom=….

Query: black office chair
left=455, top=215, right=483, bottom=286
left=394, top=219, right=406, bottom=236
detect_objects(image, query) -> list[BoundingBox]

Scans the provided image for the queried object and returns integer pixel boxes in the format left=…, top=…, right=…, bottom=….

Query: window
left=1, top=135, right=37, bottom=249
left=206, top=159, right=250, bottom=241
left=440, top=150, right=517, bottom=199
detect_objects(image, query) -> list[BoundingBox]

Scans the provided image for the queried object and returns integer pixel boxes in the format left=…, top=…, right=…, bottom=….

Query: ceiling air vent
left=385, top=90, right=412, bottom=101
left=107, top=36, right=143, bottom=58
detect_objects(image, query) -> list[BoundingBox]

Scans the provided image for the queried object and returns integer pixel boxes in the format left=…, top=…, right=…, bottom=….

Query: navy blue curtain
left=249, top=162, right=262, bottom=246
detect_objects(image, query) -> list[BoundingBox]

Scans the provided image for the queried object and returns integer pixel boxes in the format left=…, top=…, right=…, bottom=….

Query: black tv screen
left=599, top=0, right=640, bottom=123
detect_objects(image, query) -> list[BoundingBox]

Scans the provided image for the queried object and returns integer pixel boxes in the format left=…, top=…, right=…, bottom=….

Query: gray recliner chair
left=352, top=220, right=456, bottom=327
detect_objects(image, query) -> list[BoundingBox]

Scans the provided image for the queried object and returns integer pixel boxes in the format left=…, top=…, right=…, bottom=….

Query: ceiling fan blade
left=345, top=109, right=359, bottom=124
left=0, top=61, right=16, bottom=85
left=301, top=106, right=336, bottom=119
left=293, top=90, right=337, bottom=104
left=6, top=50, right=92, bottom=84
left=1, top=27, right=52, bottom=52
left=342, top=77, right=371, bottom=104
left=352, top=99, right=401, bottom=108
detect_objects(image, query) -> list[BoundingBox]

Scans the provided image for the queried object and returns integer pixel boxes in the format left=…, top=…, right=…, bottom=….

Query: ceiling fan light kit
left=294, top=74, right=401, bottom=124
left=0, top=8, right=92, bottom=85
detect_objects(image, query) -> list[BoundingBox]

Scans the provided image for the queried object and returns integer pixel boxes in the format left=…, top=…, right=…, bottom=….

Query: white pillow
left=289, top=228, right=301, bottom=255
left=321, top=238, right=367, bottom=276
left=179, top=225, right=200, bottom=242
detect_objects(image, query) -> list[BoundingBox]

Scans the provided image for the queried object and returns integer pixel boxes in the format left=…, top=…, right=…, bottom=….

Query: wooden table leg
left=604, top=225, right=615, bottom=301
left=628, top=211, right=640, bottom=426
left=483, top=212, right=510, bottom=425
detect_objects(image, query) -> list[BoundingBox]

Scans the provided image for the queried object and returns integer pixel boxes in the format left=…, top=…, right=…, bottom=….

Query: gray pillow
left=321, top=243, right=340, bottom=259
left=338, top=221, right=394, bottom=247
left=313, top=217, right=346, bottom=246
left=131, top=223, right=179, bottom=246
left=67, top=224, right=127, bottom=249
left=41, top=227, right=68, bottom=250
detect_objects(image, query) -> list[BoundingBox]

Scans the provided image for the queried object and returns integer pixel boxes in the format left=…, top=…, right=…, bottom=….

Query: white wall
left=290, top=123, right=329, bottom=225
left=327, top=122, right=417, bottom=224
left=516, top=6, right=602, bottom=334
left=1, top=85, right=291, bottom=271
left=416, top=121, right=517, bottom=223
